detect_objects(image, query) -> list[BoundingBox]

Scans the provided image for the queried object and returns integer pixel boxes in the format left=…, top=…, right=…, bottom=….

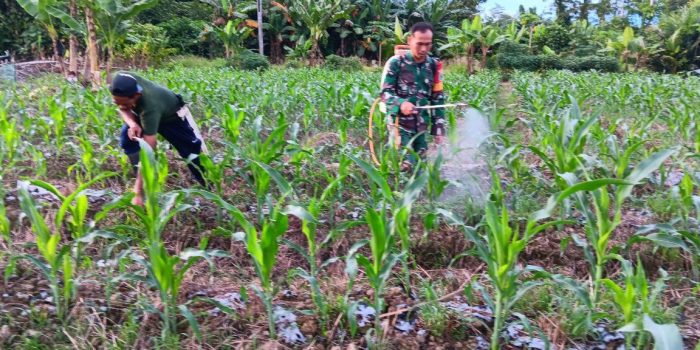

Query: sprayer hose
left=368, top=98, right=400, bottom=166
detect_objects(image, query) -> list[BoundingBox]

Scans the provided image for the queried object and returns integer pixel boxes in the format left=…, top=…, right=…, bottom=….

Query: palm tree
left=289, top=0, right=352, bottom=65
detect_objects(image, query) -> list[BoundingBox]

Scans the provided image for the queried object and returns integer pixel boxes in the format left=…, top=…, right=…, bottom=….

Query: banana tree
left=288, top=0, right=351, bottom=65
left=479, top=26, right=504, bottom=70
left=266, top=1, right=295, bottom=63
left=89, top=0, right=158, bottom=82
left=503, top=20, right=526, bottom=44
left=606, top=26, right=636, bottom=72
left=629, top=37, right=661, bottom=71
left=440, top=15, right=482, bottom=74
left=205, top=19, right=254, bottom=58
left=16, top=0, right=67, bottom=74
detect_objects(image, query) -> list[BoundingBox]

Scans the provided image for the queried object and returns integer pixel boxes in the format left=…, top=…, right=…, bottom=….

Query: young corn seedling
left=127, top=140, right=228, bottom=342
left=561, top=147, right=676, bottom=303
left=234, top=200, right=289, bottom=339
left=351, top=154, right=421, bottom=292
left=241, top=116, right=289, bottom=224
left=183, top=185, right=292, bottom=339
left=603, top=258, right=683, bottom=350
left=19, top=188, right=74, bottom=323
left=0, top=104, right=20, bottom=170
left=27, top=173, right=116, bottom=267
left=285, top=174, right=350, bottom=335
left=357, top=202, right=402, bottom=341
left=440, top=168, right=624, bottom=350
left=422, top=152, right=448, bottom=239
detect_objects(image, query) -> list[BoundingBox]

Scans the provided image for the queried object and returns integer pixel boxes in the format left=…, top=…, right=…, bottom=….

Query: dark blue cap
left=110, top=72, right=142, bottom=97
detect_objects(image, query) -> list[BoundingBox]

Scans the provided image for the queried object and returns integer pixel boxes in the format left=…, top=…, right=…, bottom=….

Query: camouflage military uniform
left=380, top=52, right=446, bottom=166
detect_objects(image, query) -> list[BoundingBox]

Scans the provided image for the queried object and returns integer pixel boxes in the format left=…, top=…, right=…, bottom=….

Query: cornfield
left=0, top=67, right=698, bottom=349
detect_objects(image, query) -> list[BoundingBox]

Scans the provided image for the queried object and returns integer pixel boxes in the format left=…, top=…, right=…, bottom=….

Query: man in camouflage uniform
left=381, top=22, right=446, bottom=171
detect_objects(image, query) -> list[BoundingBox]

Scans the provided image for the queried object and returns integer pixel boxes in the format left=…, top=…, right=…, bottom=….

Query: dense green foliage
left=1, top=0, right=698, bottom=73
left=226, top=49, right=271, bottom=70
left=496, top=41, right=619, bottom=72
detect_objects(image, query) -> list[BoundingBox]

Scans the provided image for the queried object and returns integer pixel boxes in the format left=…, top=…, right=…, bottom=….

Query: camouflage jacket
left=380, top=52, right=446, bottom=136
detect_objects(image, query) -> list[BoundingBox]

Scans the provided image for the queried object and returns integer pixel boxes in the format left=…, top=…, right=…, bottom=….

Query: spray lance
left=367, top=99, right=469, bottom=166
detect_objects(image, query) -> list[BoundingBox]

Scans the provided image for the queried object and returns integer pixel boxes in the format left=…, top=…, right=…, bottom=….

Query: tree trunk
left=309, top=40, right=322, bottom=65
left=256, top=0, right=264, bottom=55
left=51, top=34, right=67, bottom=75
left=85, top=7, right=101, bottom=88
left=481, top=45, right=489, bottom=70
left=68, top=0, right=79, bottom=80
left=106, top=46, right=114, bottom=84
left=271, top=39, right=282, bottom=64
left=467, top=44, right=474, bottom=74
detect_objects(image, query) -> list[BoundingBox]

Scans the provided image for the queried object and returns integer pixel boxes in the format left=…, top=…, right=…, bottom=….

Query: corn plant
left=677, top=172, right=700, bottom=229
left=0, top=103, right=20, bottom=169
left=19, top=188, right=74, bottom=323
left=528, top=100, right=599, bottom=190
left=125, top=140, right=227, bottom=342
left=632, top=223, right=700, bottom=278
left=235, top=200, right=289, bottom=339
left=240, top=115, right=290, bottom=224
left=198, top=152, right=231, bottom=196
left=0, top=192, right=10, bottom=247
left=440, top=168, right=625, bottom=350
left=603, top=258, right=683, bottom=350
left=184, top=185, right=291, bottom=339
left=285, top=174, right=349, bottom=335
left=0, top=191, right=13, bottom=280
left=356, top=203, right=402, bottom=340
left=422, top=152, right=448, bottom=238
left=562, top=148, right=676, bottom=303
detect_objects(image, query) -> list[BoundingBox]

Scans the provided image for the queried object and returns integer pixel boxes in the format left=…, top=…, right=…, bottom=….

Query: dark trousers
left=119, top=117, right=206, bottom=186
left=399, top=129, right=428, bottom=166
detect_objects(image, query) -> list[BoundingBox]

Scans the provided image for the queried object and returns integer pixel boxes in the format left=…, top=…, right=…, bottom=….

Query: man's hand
left=127, top=124, right=143, bottom=141
left=400, top=101, right=416, bottom=115
left=434, top=135, right=445, bottom=145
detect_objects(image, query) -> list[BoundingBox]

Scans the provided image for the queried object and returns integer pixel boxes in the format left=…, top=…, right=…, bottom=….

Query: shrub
left=284, top=59, right=307, bottom=69
left=164, top=55, right=227, bottom=70
left=322, top=54, right=363, bottom=71
left=160, top=18, right=209, bottom=57
left=532, top=24, right=571, bottom=53
left=227, top=50, right=270, bottom=71
left=119, top=24, right=177, bottom=68
left=564, top=56, right=619, bottom=72
left=495, top=40, right=618, bottom=72
left=540, top=55, right=564, bottom=70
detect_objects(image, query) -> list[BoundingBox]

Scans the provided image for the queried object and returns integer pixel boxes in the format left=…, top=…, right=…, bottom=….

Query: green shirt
left=121, top=72, right=182, bottom=135
left=380, top=52, right=446, bottom=136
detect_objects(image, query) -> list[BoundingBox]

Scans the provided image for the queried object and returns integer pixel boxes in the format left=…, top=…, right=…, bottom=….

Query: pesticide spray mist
left=428, top=108, right=492, bottom=206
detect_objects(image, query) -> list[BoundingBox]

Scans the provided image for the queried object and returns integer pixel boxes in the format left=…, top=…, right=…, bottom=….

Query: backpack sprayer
left=368, top=45, right=469, bottom=166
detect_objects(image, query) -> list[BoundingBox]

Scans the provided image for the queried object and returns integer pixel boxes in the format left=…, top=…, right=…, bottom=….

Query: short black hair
left=410, top=22, right=434, bottom=34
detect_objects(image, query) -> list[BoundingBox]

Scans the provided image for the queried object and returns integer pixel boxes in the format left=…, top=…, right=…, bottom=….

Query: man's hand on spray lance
left=400, top=101, right=445, bottom=145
